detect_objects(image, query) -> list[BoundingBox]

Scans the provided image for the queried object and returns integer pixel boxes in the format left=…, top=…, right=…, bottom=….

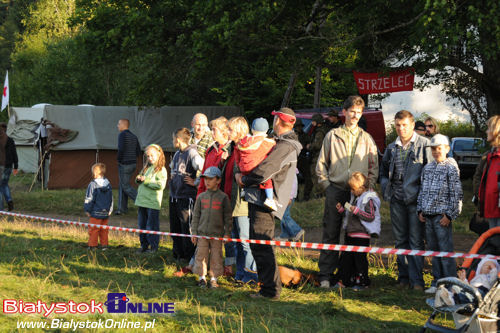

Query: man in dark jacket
left=295, top=119, right=311, bottom=201
left=116, top=119, right=141, bottom=215
left=306, top=113, right=328, bottom=199
left=235, top=107, right=302, bottom=299
left=379, top=110, right=432, bottom=291
left=0, top=123, right=18, bottom=211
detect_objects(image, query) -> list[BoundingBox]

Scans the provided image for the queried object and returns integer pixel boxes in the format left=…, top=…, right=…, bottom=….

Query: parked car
left=294, top=106, right=386, bottom=154
left=448, top=137, right=485, bottom=175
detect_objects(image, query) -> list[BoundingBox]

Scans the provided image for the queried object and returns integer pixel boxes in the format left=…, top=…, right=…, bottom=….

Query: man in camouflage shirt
left=189, top=113, right=214, bottom=159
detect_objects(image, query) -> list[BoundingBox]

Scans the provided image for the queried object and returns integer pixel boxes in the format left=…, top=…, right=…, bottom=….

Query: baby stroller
left=421, top=227, right=500, bottom=333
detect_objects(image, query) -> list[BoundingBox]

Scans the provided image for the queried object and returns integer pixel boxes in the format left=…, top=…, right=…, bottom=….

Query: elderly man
left=189, top=113, right=214, bottom=159
left=116, top=119, right=141, bottom=215
left=316, top=95, right=379, bottom=288
left=236, top=108, right=302, bottom=299
left=380, top=110, right=432, bottom=291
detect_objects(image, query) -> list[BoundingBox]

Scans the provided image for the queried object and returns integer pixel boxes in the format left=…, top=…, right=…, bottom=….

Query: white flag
left=1, top=71, right=8, bottom=112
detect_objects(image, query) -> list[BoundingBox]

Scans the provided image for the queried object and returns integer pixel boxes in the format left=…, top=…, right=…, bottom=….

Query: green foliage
left=9, top=0, right=359, bottom=115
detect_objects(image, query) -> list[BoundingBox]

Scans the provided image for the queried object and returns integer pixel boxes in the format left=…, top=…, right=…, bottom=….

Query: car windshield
left=454, top=139, right=483, bottom=152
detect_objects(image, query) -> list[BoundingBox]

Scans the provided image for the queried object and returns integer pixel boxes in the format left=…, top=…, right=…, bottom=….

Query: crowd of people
left=80, top=96, right=500, bottom=301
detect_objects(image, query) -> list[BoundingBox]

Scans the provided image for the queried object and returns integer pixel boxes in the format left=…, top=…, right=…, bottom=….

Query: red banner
left=353, top=69, right=415, bottom=94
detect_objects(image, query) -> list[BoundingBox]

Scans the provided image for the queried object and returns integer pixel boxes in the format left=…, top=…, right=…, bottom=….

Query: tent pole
left=29, top=149, right=49, bottom=192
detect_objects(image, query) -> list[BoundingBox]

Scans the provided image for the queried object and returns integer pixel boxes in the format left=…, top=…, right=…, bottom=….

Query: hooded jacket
left=241, top=130, right=302, bottom=219
left=84, top=178, right=113, bottom=219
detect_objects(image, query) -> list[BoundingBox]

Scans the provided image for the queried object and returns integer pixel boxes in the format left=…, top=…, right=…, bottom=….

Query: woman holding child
left=228, top=116, right=259, bottom=283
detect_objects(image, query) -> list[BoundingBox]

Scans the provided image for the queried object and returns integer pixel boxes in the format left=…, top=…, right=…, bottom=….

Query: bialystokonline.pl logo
left=3, top=292, right=174, bottom=330
left=16, top=318, right=157, bottom=331
left=3, top=293, right=175, bottom=316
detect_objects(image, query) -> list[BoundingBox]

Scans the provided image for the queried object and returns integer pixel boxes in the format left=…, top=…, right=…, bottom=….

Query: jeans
left=224, top=239, right=236, bottom=266
left=0, top=167, right=12, bottom=205
left=318, top=184, right=351, bottom=283
left=488, top=218, right=500, bottom=229
left=0, top=166, right=7, bottom=210
left=138, top=206, right=160, bottom=251
left=169, top=197, right=195, bottom=260
left=279, top=199, right=303, bottom=239
left=425, top=214, right=456, bottom=286
left=390, top=198, right=425, bottom=287
left=233, top=216, right=258, bottom=282
left=118, top=163, right=137, bottom=213
left=249, top=203, right=281, bottom=298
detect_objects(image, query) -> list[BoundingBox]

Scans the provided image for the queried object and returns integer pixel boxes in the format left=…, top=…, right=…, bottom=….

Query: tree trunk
left=313, top=66, right=321, bottom=108
left=483, top=57, right=500, bottom=118
left=281, top=72, right=297, bottom=108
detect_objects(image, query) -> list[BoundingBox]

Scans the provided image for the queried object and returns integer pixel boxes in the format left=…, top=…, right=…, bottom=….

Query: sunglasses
left=425, top=124, right=434, bottom=128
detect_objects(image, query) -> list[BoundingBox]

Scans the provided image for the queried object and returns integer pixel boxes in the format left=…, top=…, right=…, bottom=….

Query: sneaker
left=87, top=246, right=97, bottom=250
left=114, top=211, right=122, bottom=216
left=292, top=229, right=305, bottom=241
left=7, top=201, right=13, bottom=211
left=101, top=246, right=108, bottom=252
left=249, top=292, right=279, bottom=300
left=209, top=279, right=219, bottom=288
left=320, top=280, right=331, bottom=289
left=263, top=198, right=278, bottom=211
left=425, top=286, right=437, bottom=294
left=198, top=279, right=207, bottom=288
left=135, top=248, right=147, bottom=254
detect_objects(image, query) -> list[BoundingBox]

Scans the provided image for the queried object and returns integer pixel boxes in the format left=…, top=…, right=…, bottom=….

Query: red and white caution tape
left=2, top=210, right=499, bottom=260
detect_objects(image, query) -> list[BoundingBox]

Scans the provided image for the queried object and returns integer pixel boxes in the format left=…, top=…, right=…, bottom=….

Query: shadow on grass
left=0, top=230, right=434, bottom=331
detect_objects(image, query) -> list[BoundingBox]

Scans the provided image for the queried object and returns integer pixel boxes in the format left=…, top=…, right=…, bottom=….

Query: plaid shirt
left=189, top=131, right=214, bottom=159
left=417, top=158, right=463, bottom=220
left=341, top=125, right=360, bottom=167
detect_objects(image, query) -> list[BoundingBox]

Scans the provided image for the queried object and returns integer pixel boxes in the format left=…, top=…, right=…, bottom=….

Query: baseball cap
left=252, top=118, right=269, bottom=132
left=428, top=134, right=449, bottom=147
left=415, top=121, right=425, bottom=131
left=271, top=108, right=296, bottom=124
left=202, top=166, right=222, bottom=178
left=328, top=109, right=339, bottom=117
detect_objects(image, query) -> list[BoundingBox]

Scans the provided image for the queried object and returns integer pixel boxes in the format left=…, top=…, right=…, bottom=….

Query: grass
left=0, top=219, right=452, bottom=332
left=0, top=173, right=479, bottom=331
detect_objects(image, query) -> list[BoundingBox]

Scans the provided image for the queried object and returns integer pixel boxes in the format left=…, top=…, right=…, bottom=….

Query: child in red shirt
left=236, top=118, right=277, bottom=211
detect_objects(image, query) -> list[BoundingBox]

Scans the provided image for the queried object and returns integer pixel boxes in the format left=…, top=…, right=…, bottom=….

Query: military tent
left=8, top=105, right=242, bottom=189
